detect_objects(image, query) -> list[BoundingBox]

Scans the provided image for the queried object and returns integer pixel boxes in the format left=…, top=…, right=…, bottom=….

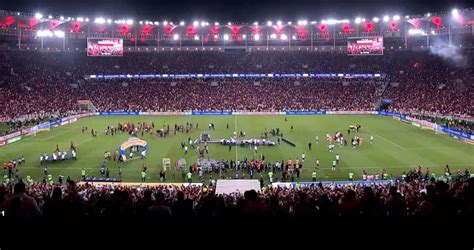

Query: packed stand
left=0, top=172, right=473, bottom=217
left=0, top=50, right=472, bottom=122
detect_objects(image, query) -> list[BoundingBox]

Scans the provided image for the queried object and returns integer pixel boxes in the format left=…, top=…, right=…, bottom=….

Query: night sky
left=1, top=0, right=472, bottom=22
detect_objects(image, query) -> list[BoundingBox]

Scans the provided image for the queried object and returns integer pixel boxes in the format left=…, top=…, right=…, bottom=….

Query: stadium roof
left=2, top=0, right=473, bottom=21
left=1, top=7, right=473, bottom=27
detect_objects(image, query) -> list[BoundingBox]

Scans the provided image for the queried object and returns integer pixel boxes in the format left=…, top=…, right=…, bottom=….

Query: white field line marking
left=365, top=128, right=405, bottom=150
left=235, top=115, right=238, bottom=163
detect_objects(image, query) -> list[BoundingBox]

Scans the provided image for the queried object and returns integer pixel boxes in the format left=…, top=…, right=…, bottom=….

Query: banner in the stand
left=326, top=111, right=377, bottom=115
left=191, top=111, right=233, bottom=115
left=285, top=111, right=326, bottom=115
left=233, top=111, right=282, bottom=115
left=99, top=112, right=139, bottom=115
left=139, top=112, right=185, bottom=116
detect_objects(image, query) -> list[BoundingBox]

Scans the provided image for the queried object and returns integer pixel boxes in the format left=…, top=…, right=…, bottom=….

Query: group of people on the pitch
left=40, top=143, right=77, bottom=164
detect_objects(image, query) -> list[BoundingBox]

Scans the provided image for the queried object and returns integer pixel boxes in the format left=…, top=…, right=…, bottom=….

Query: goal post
left=78, top=100, right=96, bottom=112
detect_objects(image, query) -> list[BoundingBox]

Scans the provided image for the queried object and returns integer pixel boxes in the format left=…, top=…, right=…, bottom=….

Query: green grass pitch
left=1, top=115, right=473, bottom=183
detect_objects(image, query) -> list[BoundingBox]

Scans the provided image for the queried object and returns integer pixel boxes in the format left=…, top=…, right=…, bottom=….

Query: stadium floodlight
left=426, top=13, right=431, bottom=17
left=35, top=13, right=43, bottom=19
left=154, top=22, right=159, bottom=25
left=301, top=20, right=308, bottom=25
left=223, top=34, right=230, bottom=41
left=227, top=22, right=231, bottom=26
left=180, top=21, right=185, bottom=26
left=85, top=18, right=89, bottom=22
left=17, top=12, right=20, bottom=16
left=276, top=20, right=282, bottom=26
left=373, top=17, right=379, bottom=22
left=163, top=21, right=168, bottom=26
left=310, top=21, right=317, bottom=24
left=67, top=17, right=71, bottom=20
left=451, top=9, right=459, bottom=18
left=201, top=21, right=206, bottom=27
left=355, top=17, right=362, bottom=24
left=214, top=34, right=218, bottom=38
left=242, top=34, right=247, bottom=39
left=37, top=30, right=65, bottom=38
left=54, top=30, right=65, bottom=38
left=60, top=16, right=64, bottom=20
left=193, top=21, right=199, bottom=27
left=253, top=22, right=258, bottom=26
left=139, top=21, right=143, bottom=25
left=170, top=22, right=174, bottom=25
left=393, top=15, right=400, bottom=21
left=383, top=16, right=390, bottom=22
left=292, top=35, right=297, bottom=40
left=405, top=15, right=410, bottom=19
left=214, top=22, right=220, bottom=26
left=431, top=30, right=435, bottom=35
left=77, top=17, right=84, bottom=22
left=107, top=19, right=112, bottom=24
left=194, top=35, right=200, bottom=40
left=267, top=21, right=272, bottom=26
left=280, top=34, right=287, bottom=40
left=270, top=33, right=277, bottom=39
left=173, top=34, right=179, bottom=40
left=48, top=15, right=52, bottom=19
left=126, top=19, right=133, bottom=25
left=254, top=34, right=260, bottom=40
left=95, top=18, right=106, bottom=24
left=287, top=21, right=292, bottom=25
left=408, top=28, right=426, bottom=36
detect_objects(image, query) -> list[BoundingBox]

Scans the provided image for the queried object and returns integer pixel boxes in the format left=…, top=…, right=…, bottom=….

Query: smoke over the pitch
left=429, top=40, right=468, bottom=67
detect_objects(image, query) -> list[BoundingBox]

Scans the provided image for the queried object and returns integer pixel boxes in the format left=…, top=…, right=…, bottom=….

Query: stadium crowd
left=0, top=50, right=472, bottom=130
left=0, top=174, right=473, bottom=217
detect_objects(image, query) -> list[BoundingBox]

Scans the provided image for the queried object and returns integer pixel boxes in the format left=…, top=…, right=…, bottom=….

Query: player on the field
left=332, top=160, right=337, bottom=171
left=301, top=153, right=306, bottom=162
left=141, top=170, right=147, bottom=182
left=370, top=135, right=374, bottom=144
left=187, top=171, right=192, bottom=184
left=336, top=153, right=340, bottom=163
left=328, top=144, right=334, bottom=153
left=316, top=159, right=320, bottom=169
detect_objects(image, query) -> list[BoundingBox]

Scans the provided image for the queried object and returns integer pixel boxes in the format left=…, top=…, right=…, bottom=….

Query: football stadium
left=0, top=2, right=473, bottom=217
